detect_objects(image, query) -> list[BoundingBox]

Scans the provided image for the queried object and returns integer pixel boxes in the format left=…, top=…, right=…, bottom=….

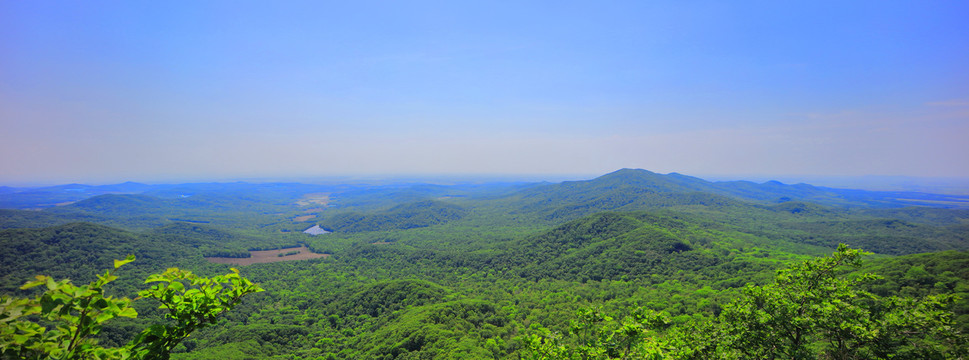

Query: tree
left=519, top=307, right=669, bottom=360
left=0, top=256, right=263, bottom=359
left=522, top=245, right=968, bottom=359
left=717, top=244, right=966, bottom=359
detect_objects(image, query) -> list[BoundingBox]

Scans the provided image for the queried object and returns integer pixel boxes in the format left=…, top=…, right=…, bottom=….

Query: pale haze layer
left=2, top=1, right=968, bottom=185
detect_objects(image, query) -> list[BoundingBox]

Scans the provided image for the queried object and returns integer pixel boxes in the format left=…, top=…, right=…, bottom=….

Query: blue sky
left=2, top=1, right=968, bottom=185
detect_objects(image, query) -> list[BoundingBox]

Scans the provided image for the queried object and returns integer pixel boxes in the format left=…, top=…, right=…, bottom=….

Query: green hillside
left=2, top=169, right=968, bottom=359
left=0, top=222, right=201, bottom=293
left=320, top=200, right=468, bottom=233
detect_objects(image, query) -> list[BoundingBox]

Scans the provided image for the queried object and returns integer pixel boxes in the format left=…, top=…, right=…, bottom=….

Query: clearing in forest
left=296, top=193, right=330, bottom=207
left=205, top=245, right=328, bottom=266
left=293, top=214, right=316, bottom=222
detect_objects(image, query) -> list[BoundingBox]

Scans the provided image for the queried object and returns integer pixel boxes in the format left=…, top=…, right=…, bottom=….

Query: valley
left=1, top=169, right=968, bottom=359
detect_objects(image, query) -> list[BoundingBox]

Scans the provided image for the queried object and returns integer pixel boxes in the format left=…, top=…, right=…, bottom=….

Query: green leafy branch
left=129, top=267, right=263, bottom=359
left=0, top=256, right=263, bottom=360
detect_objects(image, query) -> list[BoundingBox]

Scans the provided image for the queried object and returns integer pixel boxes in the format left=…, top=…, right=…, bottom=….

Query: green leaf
left=118, top=307, right=138, bottom=318
left=20, top=275, right=49, bottom=290
left=114, top=255, right=136, bottom=269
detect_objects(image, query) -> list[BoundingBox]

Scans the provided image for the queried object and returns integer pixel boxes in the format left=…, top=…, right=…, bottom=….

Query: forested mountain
left=2, top=169, right=968, bottom=359
left=491, top=169, right=969, bottom=216
left=0, top=182, right=155, bottom=209
left=0, top=208, right=101, bottom=229
left=0, top=222, right=203, bottom=293
left=320, top=200, right=468, bottom=233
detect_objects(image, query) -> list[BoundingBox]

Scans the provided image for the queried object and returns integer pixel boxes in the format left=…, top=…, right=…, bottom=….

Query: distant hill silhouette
left=503, top=169, right=969, bottom=215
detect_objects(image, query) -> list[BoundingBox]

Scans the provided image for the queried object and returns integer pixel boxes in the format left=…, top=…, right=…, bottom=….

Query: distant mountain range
left=504, top=169, right=969, bottom=213
left=2, top=169, right=968, bottom=211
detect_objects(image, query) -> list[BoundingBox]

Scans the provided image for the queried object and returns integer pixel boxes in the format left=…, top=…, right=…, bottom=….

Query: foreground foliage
left=522, top=245, right=968, bottom=359
left=0, top=256, right=263, bottom=359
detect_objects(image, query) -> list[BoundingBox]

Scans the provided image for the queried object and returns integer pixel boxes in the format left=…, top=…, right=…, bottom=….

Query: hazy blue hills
left=0, top=182, right=159, bottom=209
left=522, top=168, right=833, bottom=204
left=3, top=168, right=967, bottom=212
left=66, top=193, right=170, bottom=212
left=511, top=168, right=969, bottom=210
left=0, top=181, right=332, bottom=210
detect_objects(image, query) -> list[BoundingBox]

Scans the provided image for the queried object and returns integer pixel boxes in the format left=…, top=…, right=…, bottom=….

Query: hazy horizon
left=3, top=2, right=967, bottom=185
left=4, top=169, right=969, bottom=197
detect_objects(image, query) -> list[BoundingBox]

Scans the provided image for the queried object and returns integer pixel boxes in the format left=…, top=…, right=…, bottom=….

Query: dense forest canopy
left=2, top=169, right=968, bottom=359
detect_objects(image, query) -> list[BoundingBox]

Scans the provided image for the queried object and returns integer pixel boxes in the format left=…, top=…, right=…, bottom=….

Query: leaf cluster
left=0, top=256, right=262, bottom=360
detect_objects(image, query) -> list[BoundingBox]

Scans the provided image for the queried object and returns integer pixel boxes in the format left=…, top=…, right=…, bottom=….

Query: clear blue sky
left=2, top=1, right=968, bottom=184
